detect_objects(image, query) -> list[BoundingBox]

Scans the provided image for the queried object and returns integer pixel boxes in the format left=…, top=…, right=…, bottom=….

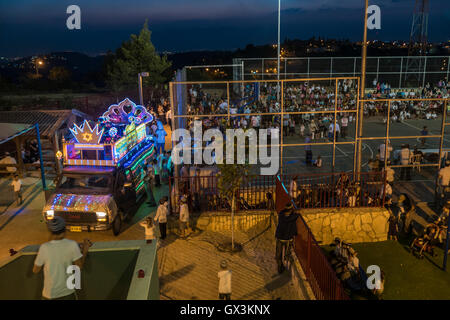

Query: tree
left=106, top=20, right=172, bottom=94
left=217, top=125, right=254, bottom=251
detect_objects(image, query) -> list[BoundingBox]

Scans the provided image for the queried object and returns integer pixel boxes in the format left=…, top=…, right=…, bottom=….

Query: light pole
left=357, top=0, right=369, bottom=175
left=277, top=0, right=281, bottom=102
left=138, top=72, right=150, bottom=106
left=35, top=59, right=43, bottom=76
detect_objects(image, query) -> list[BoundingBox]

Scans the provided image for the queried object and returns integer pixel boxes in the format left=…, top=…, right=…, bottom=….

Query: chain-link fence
left=234, top=56, right=450, bottom=89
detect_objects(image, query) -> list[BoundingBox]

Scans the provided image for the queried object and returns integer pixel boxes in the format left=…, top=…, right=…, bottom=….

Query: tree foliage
left=106, top=20, right=172, bottom=93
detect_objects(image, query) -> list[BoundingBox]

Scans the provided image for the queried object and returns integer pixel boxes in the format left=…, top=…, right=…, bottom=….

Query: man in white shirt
left=218, top=260, right=232, bottom=300
left=10, top=174, right=22, bottom=205
left=438, top=161, right=450, bottom=200
left=328, top=122, right=340, bottom=142
left=33, top=216, right=90, bottom=300
left=379, top=142, right=393, bottom=166
left=399, top=144, right=412, bottom=180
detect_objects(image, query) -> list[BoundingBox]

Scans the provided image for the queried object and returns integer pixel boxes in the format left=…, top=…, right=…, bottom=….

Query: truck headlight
left=45, top=210, right=54, bottom=219
left=96, top=211, right=107, bottom=222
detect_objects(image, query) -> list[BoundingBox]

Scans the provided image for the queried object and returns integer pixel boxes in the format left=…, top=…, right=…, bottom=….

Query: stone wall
left=166, top=211, right=272, bottom=236
left=302, top=207, right=390, bottom=244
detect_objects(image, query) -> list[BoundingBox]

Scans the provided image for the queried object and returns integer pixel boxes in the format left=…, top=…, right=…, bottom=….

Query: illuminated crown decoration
left=102, top=98, right=153, bottom=125
left=69, top=120, right=104, bottom=144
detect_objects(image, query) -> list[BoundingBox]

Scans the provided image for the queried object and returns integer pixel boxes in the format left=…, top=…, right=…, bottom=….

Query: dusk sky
left=0, top=0, right=449, bottom=57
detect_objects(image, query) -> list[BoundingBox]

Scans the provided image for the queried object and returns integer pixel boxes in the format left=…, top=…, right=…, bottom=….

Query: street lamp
left=35, top=59, right=43, bottom=76
left=138, top=72, right=150, bottom=106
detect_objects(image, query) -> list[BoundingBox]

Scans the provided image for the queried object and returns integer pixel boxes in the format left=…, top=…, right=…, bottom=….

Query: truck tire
left=112, top=215, right=122, bottom=236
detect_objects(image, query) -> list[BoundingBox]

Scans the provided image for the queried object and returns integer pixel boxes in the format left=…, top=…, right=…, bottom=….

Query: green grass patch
left=324, top=240, right=450, bottom=300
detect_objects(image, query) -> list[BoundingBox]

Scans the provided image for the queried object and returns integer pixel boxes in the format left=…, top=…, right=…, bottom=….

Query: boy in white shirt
left=140, top=217, right=156, bottom=244
left=10, top=174, right=22, bottom=205
left=218, top=260, right=232, bottom=300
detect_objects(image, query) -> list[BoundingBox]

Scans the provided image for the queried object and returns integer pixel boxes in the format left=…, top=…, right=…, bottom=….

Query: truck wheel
left=112, top=215, right=122, bottom=236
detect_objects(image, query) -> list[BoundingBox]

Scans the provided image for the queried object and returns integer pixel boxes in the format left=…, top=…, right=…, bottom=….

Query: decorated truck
left=42, top=98, right=156, bottom=235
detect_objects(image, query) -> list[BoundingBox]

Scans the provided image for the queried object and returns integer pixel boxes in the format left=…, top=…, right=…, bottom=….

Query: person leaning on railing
left=275, top=202, right=300, bottom=274
left=438, top=160, right=450, bottom=205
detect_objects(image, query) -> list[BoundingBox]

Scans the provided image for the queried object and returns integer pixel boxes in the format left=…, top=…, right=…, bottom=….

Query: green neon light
left=130, top=145, right=154, bottom=171
left=136, top=180, right=145, bottom=191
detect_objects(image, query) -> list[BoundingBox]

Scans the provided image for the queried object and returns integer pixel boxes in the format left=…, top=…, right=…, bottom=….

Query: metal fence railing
left=294, top=213, right=349, bottom=300
left=168, top=171, right=385, bottom=213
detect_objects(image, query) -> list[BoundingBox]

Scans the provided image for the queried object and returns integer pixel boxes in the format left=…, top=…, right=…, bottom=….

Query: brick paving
left=157, top=228, right=303, bottom=300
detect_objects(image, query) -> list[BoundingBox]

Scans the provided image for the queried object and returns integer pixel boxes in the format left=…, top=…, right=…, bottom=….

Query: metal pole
left=422, top=56, right=428, bottom=88
left=399, top=57, right=403, bottom=88
left=277, top=0, right=281, bottom=102
left=361, top=0, right=369, bottom=99
left=437, top=101, right=447, bottom=203
left=280, top=80, right=284, bottom=175
left=138, top=74, right=144, bottom=106
left=333, top=79, right=338, bottom=170
left=358, top=0, right=369, bottom=179
left=444, top=214, right=450, bottom=270
left=35, top=124, right=47, bottom=191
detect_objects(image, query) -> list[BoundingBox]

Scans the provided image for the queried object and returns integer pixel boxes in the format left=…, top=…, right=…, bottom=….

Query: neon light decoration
left=102, top=98, right=153, bottom=125
left=109, top=127, right=118, bottom=137
left=69, top=120, right=104, bottom=144
left=64, top=98, right=155, bottom=168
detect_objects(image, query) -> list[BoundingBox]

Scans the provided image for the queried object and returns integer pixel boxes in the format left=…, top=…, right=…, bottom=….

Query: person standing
left=155, top=121, right=167, bottom=155
left=341, top=115, right=348, bottom=139
left=419, top=126, right=428, bottom=147
left=143, top=162, right=156, bottom=207
left=33, top=217, right=90, bottom=300
left=399, top=144, right=412, bottom=180
left=275, top=202, right=299, bottom=274
left=305, top=134, right=313, bottom=166
left=153, top=159, right=161, bottom=187
left=179, top=196, right=190, bottom=238
left=166, top=109, right=172, bottom=130
left=289, top=176, right=298, bottom=199
left=379, top=141, right=393, bottom=167
left=382, top=161, right=395, bottom=185
left=154, top=198, right=168, bottom=240
left=139, top=217, right=156, bottom=244
left=10, top=174, right=23, bottom=205
left=218, top=260, right=232, bottom=300
left=438, top=160, right=450, bottom=203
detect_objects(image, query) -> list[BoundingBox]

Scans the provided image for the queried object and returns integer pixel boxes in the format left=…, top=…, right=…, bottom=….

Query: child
left=10, top=174, right=22, bottom=205
left=139, top=217, right=156, bottom=244
left=387, top=214, right=398, bottom=241
left=179, top=196, right=190, bottom=238
left=154, top=198, right=168, bottom=240
left=218, top=260, right=232, bottom=300
left=299, top=123, right=305, bottom=137
left=313, top=155, right=322, bottom=168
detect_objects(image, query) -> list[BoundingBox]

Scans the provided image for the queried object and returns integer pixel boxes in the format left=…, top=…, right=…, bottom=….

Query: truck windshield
left=58, top=174, right=112, bottom=192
